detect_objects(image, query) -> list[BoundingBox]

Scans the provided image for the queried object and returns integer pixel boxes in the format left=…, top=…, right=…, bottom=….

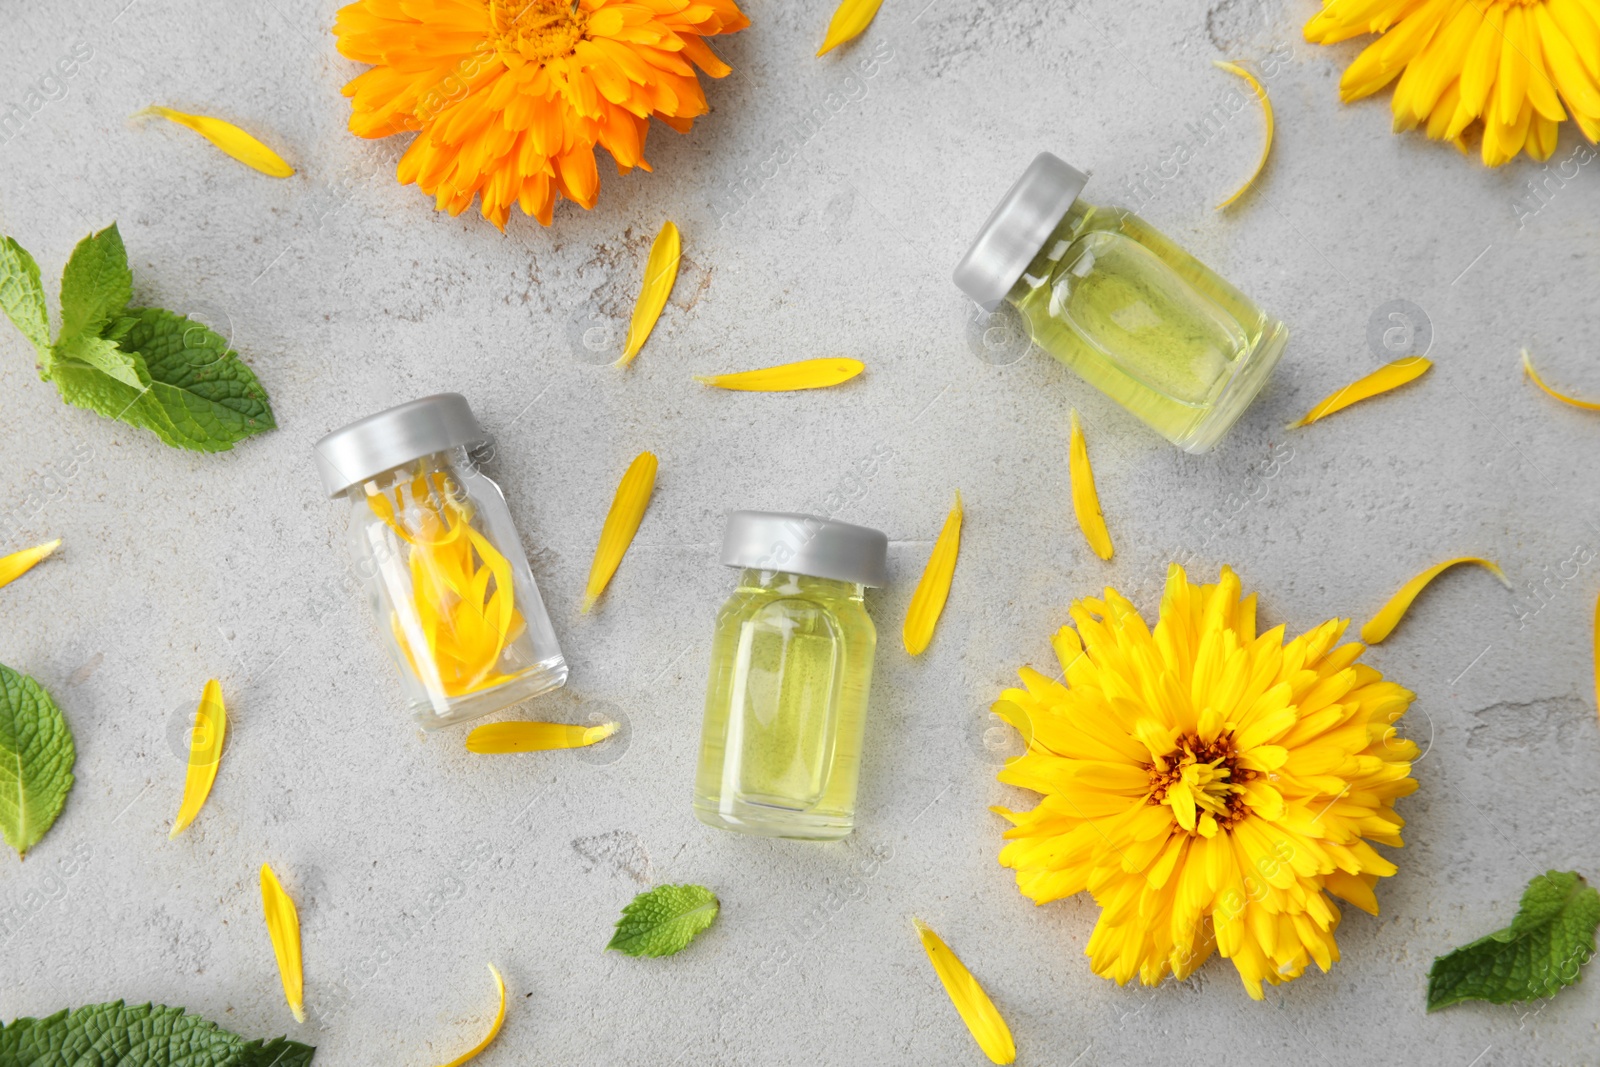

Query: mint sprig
left=0, top=1002, right=315, bottom=1066
left=0, top=224, right=275, bottom=452
left=0, top=663, right=76, bottom=860
left=606, top=884, right=720, bottom=958
left=1427, top=870, right=1600, bottom=1011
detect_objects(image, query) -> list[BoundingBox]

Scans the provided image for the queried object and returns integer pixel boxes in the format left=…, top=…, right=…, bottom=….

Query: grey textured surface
left=2, top=0, right=1599, bottom=1064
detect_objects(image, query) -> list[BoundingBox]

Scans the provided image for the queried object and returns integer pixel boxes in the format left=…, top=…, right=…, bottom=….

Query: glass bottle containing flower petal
left=694, top=511, right=888, bottom=841
left=313, top=394, right=567, bottom=729
left=955, top=152, right=1288, bottom=453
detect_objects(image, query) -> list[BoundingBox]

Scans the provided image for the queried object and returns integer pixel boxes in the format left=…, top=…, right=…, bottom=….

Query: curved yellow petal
left=1213, top=61, right=1275, bottom=209
left=913, top=919, right=1016, bottom=1065
left=1068, top=409, right=1113, bottom=561
left=618, top=222, right=680, bottom=366
left=583, top=452, right=658, bottom=612
left=0, top=538, right=60, bottom=589
left=465, top=720, right=618, bottom=753
left=1522, top=348, right=1600, bottom=410
left=818, top=0, right=885, bottom=56
left=169, top=679, right=226, bottom=839
left=1360, top=557, right=1510, bottom=644
left=435, top=963, right=507, bottom=1067
left=695, top=358, right=864, bottom=391
left=260, top=863, right=305, bottom=1024
left=903, top=491, right=963, bottom=656
left=137, top=106, right=294, bottom=178
left=1290, top=356, right=1432, bottom=428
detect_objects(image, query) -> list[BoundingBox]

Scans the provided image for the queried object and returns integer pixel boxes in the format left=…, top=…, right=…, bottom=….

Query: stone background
left=2, top=0, right=1598, bottom=1063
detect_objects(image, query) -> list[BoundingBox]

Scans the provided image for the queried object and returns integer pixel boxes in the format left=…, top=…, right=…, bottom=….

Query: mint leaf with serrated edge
left=0, top=1002, right=315, bottom=1067
left=0, top=227, right=275, bottom=452
left=0, top=236, right=50, bottom=357
left=58, top=223, right=131, bottom=342
left=607, top=884, right=720, bottom=958
left=0, top=663, right=76, bottom=860
left=1427, top=870, right=1600, bottom=1011
left=118, top=307, right=275, bottom=450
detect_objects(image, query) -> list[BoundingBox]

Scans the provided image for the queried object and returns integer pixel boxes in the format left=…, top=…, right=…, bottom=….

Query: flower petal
left=583, top=452, right=658, bottom=612
left=260, top=863, right=305, bottom=1024
left=903, top=491, right=963, bottom=656
left=913, top=919, right=1016, bottom=1065
left=1360, top=557, right=1510, bottom=643
left=435, top=963, right=506, bottom=1067
left=1522, top=348, right=1600, bottom=410
left=169, top=679, right=226, bottom=839
left=618, top=222, right=681, bottom=366
left=695, top=357, right=864, bottom=391
left=1291, top=356, right=1432, bottom=428
left=136, top=106, right=294, bottom=177
left=465, top=721, right=618, bottom=753
left=0, top=539, right=60, bottom=589
left=1068, top=410, right=1113, bottom=561
left=818, top=0, right=885, bottom=56
left=1213, top=61, right=1275, bottom=209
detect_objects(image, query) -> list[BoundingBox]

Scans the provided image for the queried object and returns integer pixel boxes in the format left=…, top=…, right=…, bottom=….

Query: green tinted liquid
left=694, top=569, right=876, bottom=840
left=1010, top=201, right=1286, bottom=452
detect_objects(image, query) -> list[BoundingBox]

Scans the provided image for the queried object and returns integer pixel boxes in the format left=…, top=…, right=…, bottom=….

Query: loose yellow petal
left=136, top=106, right=294, bottom=178
left=1068, top=410, right=1113, bottom=561
left=1360, top=557, right=1510, bottom=643
left=169, top=679, right=226, bottom=839
left=818, top=0, right=885, bottom=55
left=695, top=358, right=865, bottom=392
left=0, top=538, right=60, bottom=589
left=913, top=919, right=1016, bottom=1065
left=903, top=491, right=963, bottom=656
left=465, top=720, right=618, bottom=753
left=617, top=222, right=680, bottom=366
left=1522, top=348, right=1600, bottom=411
left=260, top=863, right=305, bottom=1024
left=582, top=452, right=658, bottom=612
left=1290, top=356, right=1432, bottom=428
left=435, top=963, right=506, bottom=1067
left=1213, top=61, right=1274, bottom=209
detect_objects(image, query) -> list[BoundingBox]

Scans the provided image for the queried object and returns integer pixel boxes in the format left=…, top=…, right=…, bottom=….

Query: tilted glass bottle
left=955, top=152, right=1288, bottom=452
left=694, top=511, right=888, bottom=841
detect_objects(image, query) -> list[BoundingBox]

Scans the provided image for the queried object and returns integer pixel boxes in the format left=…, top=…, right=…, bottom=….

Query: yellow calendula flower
left=333, top=0, right=749, bottom=228
left=993, top=564, right=1418, bottom=1000
left=1305, top=0, right=1600, bottom=165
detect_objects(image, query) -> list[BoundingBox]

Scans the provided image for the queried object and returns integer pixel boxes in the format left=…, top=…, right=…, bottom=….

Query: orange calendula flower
left=1305, top=0, right=1600, bottom=165
left=994, top=565, right=1419, bottom=999
left=333, top=0, right=749, bottom=228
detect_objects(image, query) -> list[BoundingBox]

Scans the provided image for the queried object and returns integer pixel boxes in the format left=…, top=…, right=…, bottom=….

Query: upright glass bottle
left=955, top=152, right=1288, bottom=452
left=313, top=394, right=567, bottom=729
left=693, top=511, right=888, bottom=841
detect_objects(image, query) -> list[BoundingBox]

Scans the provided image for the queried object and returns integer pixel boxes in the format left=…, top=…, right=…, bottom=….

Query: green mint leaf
left=0, top=1002, right=315, bottom=1067
left=1427, top=870, right=1600, bottom=1011
left=606, top=883, right=720, bottom=958
left=58, top=223, right=132, bottom=342
left=0, top=663, right=76, bottom=860
left=46, top=352, right=181, bottom=444
left=53, top=332, right=146, bottom=390
left=0, top=235, right=51, bottom=357
left=117, top=306, right=276, bottom=451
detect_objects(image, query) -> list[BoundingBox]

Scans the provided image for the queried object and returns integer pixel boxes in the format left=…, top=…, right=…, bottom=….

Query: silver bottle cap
left=953, top=152, right=1090, bottom=311
left=313, top=393, right=488, bottom=497
left=720, top=511, right=888, bottom=588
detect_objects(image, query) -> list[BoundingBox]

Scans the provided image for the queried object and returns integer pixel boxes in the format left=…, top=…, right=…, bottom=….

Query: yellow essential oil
left=694, top=513, right=887, bottom=840
left=956, top=153, right=1287, bottom=452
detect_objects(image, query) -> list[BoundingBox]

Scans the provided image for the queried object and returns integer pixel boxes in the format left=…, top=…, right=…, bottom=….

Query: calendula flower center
left=489, top=0, right=588, bottom=66
left=1149, top=734, right=1256, bottom=835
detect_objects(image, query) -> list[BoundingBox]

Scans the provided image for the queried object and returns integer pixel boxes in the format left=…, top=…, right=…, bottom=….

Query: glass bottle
left=954, top=152, right=1288, bottom=453
left=693, top=511, right=887, bottom=840
left=313, top=394, right=567, bottom=729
